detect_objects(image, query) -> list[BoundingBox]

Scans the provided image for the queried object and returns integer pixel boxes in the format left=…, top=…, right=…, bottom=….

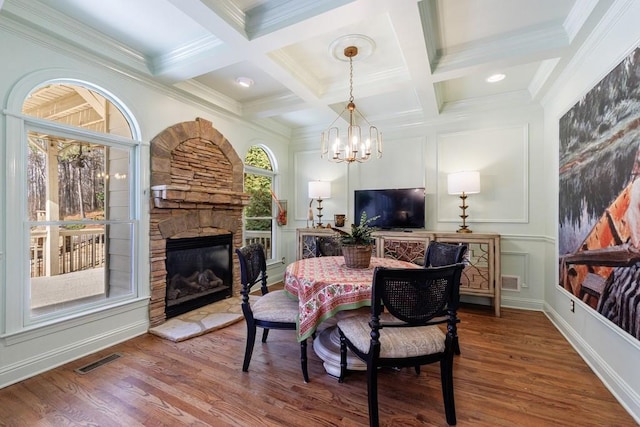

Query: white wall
left=541, top=0, right=640, bottom=421
left=0, top=20, right=291, bottom=387
left=289, top=103, right=548, bottom=310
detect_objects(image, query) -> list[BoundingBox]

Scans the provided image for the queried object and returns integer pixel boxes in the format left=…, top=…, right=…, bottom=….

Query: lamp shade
left=308, top=181, right=331, bottom=199
left=447, top=171, right=480, bottom=195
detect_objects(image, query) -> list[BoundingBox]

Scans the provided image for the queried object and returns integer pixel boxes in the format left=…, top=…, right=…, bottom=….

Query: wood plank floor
left=0, top=305, right=635, bottom=426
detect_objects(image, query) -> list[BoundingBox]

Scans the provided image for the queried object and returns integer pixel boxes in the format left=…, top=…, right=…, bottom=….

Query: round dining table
left=284, top=256, right=419, bottom=376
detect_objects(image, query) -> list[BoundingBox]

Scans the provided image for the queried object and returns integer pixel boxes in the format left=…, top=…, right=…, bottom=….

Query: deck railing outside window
left=30, top=229, right=272, bottom=277
left=31, top=229, right=272, bottom=278
left=30, top=228, right=105, bottom=277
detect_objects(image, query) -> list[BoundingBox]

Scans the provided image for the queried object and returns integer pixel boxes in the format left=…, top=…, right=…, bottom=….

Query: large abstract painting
left=558, top=47, right=640, bottom=341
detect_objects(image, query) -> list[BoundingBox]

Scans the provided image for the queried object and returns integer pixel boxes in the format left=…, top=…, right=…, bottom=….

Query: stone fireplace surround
left=149, top=118, right=249, bottom=327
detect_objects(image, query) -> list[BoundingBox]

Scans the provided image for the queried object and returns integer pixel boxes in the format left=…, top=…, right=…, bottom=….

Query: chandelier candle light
left=308, top=181, right=331, bottom=227
left=447, top=171, right=481, bottom=233
left=321, top=45, right=382, bottom=163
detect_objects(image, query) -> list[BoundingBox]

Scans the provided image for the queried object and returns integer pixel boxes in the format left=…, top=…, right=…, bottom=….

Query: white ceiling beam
left=431, top=22, right=570, bottom=82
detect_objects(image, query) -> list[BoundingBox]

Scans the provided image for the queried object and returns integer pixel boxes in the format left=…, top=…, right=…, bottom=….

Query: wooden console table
left=296, top=228, right=501, bottom=316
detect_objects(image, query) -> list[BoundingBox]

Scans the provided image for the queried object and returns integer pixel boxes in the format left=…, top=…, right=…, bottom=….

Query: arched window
left=5, top=80, right=141, bottom=331
left=243, top=145, right=281, bottom=261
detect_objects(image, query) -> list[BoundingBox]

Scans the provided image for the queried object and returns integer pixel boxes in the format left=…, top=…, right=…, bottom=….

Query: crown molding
left=251, top=116, right=293, bottom=138
left=563, top=0, right=600, bottom=43
left=200, top=0, right=247, bottom=37
left=243, top=92, right=303, bottom=117
left=268, top=49, right=324, bottom=97
left=417, top=0, right=441, bottom=72
left=442, top=90, right=533, bottom=116
left=321, top=66, right=411, bottom=104
left=245, top=0, right=353, bottom=40
left=541, top=0, right=636, bottom=107
left=151, top=35, right=224, bottom=75
left=528, top=58, right=560, bottom=101
left=173, top=80, right=242, bottom=116
left=434, top=21, right=569, bottom=76
left=2, top=0, right=149, bottom=74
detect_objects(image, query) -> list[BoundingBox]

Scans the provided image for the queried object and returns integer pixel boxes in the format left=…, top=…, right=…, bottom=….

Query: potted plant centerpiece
left=335, top=211, right=380, bottom=268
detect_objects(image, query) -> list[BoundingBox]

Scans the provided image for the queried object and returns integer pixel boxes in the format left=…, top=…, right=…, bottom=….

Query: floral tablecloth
left=284, top=256, right=418, bottom=341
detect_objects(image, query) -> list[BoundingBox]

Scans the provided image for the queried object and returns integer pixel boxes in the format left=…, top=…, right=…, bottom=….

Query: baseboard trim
left=544, top=303, right=640, bottom=424
left=0, top=320, right=148, bottom=389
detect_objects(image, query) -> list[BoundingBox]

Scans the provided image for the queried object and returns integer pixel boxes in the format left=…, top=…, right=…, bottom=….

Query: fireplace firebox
left=165, top=234, right=233, bottom=319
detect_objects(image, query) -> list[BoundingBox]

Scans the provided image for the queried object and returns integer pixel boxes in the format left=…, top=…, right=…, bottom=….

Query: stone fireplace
left=149, top=118, right=249, bottom=327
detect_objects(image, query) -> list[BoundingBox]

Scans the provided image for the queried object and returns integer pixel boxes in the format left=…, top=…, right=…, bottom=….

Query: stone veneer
left=149, top=118, right=249, bottom=327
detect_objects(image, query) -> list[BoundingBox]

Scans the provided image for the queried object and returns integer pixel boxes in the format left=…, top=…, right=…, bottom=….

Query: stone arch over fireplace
left=148, top=118, right=249, bottom=326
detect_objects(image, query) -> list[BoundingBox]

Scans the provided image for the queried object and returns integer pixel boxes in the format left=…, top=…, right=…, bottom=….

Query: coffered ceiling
left=1, top=0, right=610, bottom=136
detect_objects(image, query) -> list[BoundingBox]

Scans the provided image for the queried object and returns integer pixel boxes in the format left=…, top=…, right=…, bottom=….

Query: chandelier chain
left=349, top=56, right=354, bottom=103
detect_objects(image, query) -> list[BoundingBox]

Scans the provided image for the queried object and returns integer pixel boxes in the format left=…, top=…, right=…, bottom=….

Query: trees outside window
left=243, top=146, right=276, bottom=260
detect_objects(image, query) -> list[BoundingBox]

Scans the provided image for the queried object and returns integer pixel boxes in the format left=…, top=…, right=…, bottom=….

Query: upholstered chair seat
left=251, top=290, right=299, bottom=323
left=337, top=313, right=445, bottom=358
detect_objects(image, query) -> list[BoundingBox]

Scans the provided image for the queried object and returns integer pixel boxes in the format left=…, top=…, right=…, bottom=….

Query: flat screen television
left=354, top=187, right=425, bottom=229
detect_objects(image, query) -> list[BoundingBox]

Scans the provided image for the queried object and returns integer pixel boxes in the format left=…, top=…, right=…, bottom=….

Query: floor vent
left=75, top=352, right=122, bottom=374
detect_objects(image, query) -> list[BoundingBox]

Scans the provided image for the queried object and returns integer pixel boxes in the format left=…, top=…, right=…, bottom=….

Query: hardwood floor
left=0, top=305, right=635, bottom=426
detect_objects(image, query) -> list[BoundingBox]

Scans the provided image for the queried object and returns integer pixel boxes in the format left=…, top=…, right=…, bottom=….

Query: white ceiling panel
left=4, top=0, right=608, bottom=135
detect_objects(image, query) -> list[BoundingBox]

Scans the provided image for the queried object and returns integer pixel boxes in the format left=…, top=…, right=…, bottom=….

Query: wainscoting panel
left=436, top=124, right=529, bottom=224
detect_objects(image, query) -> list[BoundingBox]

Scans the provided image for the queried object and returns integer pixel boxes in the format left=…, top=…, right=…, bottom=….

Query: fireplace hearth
left=165, top=234, right=232, bottom=319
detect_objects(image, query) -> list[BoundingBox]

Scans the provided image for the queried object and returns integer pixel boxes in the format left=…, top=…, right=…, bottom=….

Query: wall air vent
left=502, top=275, right=520, bottom=291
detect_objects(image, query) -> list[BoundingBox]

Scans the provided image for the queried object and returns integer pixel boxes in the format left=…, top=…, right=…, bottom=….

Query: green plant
left=336, top=211, right=380, bottom=246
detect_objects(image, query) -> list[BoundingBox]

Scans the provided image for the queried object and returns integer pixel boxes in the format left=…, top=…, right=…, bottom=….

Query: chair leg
left=454, top=336, right=461, bottom=355
left=301, top=339, right=309, bottom=383
left=243, top=322, right=257, bottom=372
left=338, top=332, right=347, bottom=383
left=440, top=353, right=457, bottom=425
left=367, top=360, right=380, bottom=427
left=261, top=328, right=269, bottom=343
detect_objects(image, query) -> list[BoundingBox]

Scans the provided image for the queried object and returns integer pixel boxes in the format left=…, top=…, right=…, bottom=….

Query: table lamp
left=308, top=181, right=331, bottom=227
left=447, top=171, right=480, bottom=233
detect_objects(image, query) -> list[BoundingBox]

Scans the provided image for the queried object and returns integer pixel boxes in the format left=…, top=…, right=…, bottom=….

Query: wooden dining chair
left=337, top=264, right=465, bottom=427
left=424, top=241, right=467, bottom=267
left=424, top=241, right=467, bottom=355
left=235, top=243, right=309, bottom=383
left=316, top=236, right=343, bottom=257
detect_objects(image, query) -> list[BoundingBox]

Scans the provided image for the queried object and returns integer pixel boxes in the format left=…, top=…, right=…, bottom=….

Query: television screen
left=354, top=188, right=425, bottom=229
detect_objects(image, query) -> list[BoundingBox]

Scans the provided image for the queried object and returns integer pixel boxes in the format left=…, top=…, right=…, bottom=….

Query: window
left=6, top=81, right=140, bottom=330
left=243, top=146, right=278, bottom=260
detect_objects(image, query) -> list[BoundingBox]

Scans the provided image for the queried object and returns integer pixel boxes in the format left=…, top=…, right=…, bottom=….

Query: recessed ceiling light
left=486, top=73, right=506, bottom=83
left=235, top=77, right=254, bottom=88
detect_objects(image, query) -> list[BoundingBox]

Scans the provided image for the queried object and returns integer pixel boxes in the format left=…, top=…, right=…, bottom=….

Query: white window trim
left=2, top=75, right=148, bottom=337
left=244, top=145, right=281, bottom=263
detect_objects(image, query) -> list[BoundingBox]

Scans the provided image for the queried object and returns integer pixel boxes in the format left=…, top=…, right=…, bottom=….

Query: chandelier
left=321, top=45, right=382, bottom=163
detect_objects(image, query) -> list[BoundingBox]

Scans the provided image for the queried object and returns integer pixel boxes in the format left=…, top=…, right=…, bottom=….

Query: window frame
left=243, top=145, right=280, bottom=263
left=2, top=81, right=144, bottom=336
